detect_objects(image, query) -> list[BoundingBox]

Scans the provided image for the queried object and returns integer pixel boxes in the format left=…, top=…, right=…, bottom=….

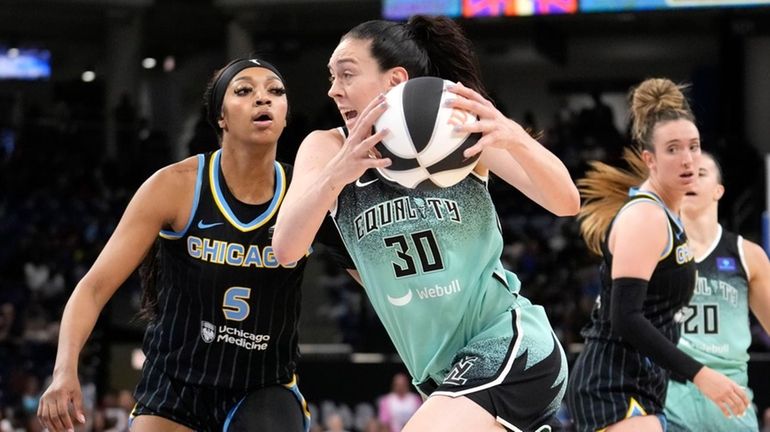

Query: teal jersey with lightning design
left=332, top=168, right=532, bottom=384
left=676, top=225, right=751, bottom=378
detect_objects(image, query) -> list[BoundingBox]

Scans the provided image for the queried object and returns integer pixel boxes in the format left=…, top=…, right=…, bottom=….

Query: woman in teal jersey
left=567, top=78, right=750, bottom=432
left=273, top=15, right=579, bottom=432
left=664, top=152, right=770, bottom=431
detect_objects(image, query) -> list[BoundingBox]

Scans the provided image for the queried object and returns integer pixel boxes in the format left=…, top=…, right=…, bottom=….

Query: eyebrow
left=327, top=58, right=357, bottom=70
left=231, top=76, right=282, bottom=85
left=664, top=138, right=700, bottom=145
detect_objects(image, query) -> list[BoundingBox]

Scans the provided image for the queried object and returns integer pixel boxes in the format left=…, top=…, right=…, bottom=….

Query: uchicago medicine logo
left=201, top=321, right=216, bottom=343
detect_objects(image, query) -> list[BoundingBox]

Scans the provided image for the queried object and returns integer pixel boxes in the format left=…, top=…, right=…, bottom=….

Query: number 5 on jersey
left=223, top=287, right=251, bottom=321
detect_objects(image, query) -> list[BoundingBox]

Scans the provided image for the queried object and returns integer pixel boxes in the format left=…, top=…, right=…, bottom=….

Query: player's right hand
left=693, top=366, right=750, bottom=418
left=37, top=373, right=86, bottom=432
left=329, top=93, right=391, bottom=187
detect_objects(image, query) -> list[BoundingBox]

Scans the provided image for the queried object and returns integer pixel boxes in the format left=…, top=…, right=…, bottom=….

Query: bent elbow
left=272, top=243, right=301, bottom=267
left=271, top=232, right=299, bottom=266
left=565, top=195, right=581, bottom=216
left=273, top=250, right=299, bottom=267
left=554, top=189, right=581, bottom=217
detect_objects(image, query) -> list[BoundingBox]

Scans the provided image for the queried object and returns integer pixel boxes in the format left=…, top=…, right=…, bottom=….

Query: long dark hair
left=137, top=240, right=160, bottom=321
left=343, top=15, right=489, bottom=100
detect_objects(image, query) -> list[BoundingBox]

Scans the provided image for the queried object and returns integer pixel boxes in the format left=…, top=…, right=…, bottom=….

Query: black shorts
left=566, top=339, right=669, bottom=432
left=417, top=329, right=567, bottom=432
left=131, top=364, right=310, bottom=431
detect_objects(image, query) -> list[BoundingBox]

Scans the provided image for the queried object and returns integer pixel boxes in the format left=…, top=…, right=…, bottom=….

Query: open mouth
left=685, top=191, right=697, bottom=196
left=252, top=113, right=273, bottom=122
left=343, top=110, right=358, bottom=121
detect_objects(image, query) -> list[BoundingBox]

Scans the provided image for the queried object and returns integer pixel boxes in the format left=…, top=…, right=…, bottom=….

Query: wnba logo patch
left=201, top=321, right=216, bottom=343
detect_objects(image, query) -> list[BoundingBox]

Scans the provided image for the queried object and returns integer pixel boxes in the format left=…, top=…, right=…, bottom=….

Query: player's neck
left=219, top=144, right=277, bottom=204
left=682, top=208, right=719, bottom=255
left=639, top=179, right=681, bottom=214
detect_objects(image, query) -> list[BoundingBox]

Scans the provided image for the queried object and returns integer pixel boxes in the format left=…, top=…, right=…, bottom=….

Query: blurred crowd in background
left=0, top=81, right=768, bottom=431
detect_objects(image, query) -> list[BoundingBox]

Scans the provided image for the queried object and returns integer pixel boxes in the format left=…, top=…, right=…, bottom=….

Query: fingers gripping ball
left=373, top=77, right=481, bottom=190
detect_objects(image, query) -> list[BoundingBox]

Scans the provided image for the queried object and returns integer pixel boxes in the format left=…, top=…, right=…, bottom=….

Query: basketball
left=373, top=76, right=481, bottom=190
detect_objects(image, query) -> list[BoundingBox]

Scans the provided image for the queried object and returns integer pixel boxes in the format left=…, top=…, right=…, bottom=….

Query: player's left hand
left=693, top=366, right=750, bottom=417
left=445, top=82, right=532, bottom=158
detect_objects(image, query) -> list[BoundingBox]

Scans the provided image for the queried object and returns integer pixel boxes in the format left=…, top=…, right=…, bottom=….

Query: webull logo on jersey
left=199, top=320, right=271, bottom=350
left=387, top=279, right=461, bottom=306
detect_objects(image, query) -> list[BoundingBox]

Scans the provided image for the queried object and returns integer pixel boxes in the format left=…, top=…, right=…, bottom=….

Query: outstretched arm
left=446, top=83, right=579, bottom=217
left=273, top=96, right=391, bottom=265
left=37, top=160, right=194, bottom=432
left=745, top=239, right=770, bottom=335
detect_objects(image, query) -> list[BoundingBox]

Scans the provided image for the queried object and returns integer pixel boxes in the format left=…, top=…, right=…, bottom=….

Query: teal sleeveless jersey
left=676, top=226, right=751, bottom=378
left=332, top=169, right=522, bottom=383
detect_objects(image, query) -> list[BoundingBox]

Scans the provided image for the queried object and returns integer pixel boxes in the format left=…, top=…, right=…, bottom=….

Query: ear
left=387, top=66, right=409, bottom=87
left=714, top=183, right=725, bottom=201
left=217, top=109, right=226, bottom=130
left=641, top=149, right=655, bottom=168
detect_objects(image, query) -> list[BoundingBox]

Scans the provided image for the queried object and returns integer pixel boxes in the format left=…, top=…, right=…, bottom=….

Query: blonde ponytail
left=578, top=148, right=648, bottom=256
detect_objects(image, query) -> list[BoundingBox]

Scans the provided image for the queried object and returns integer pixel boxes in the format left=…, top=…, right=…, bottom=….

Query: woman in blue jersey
left=273, top=15, right=580, bottom=432
left=567, top=78, right=750, bottom=432
left=664, top=152, right=770, bottom=431
left=37, top=58, right=342, bottom=432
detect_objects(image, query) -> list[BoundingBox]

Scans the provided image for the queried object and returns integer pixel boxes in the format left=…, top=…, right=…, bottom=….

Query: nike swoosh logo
left=355, top=178, right=379, bottom=187
left=387, top=290, right=413, bottom=307
left=197, top=220, right=224, bottom=230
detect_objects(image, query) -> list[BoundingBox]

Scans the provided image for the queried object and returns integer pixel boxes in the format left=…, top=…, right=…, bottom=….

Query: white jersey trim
left=737, top=235, right=750, bottom=280
left=496, top=416, right=523, bottom=432
left=695, top=224, right=723, bottom=264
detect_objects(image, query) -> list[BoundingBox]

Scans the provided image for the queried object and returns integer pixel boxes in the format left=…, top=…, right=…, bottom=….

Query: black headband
left=207, top=58, right=285, bottom=130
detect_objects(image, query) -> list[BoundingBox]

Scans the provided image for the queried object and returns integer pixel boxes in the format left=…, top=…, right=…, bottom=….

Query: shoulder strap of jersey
left=607, top=189, right=676, bottom=259
left=735, top=232, right=751, bottom=279
left=159, top=153, right=206, bottom=240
